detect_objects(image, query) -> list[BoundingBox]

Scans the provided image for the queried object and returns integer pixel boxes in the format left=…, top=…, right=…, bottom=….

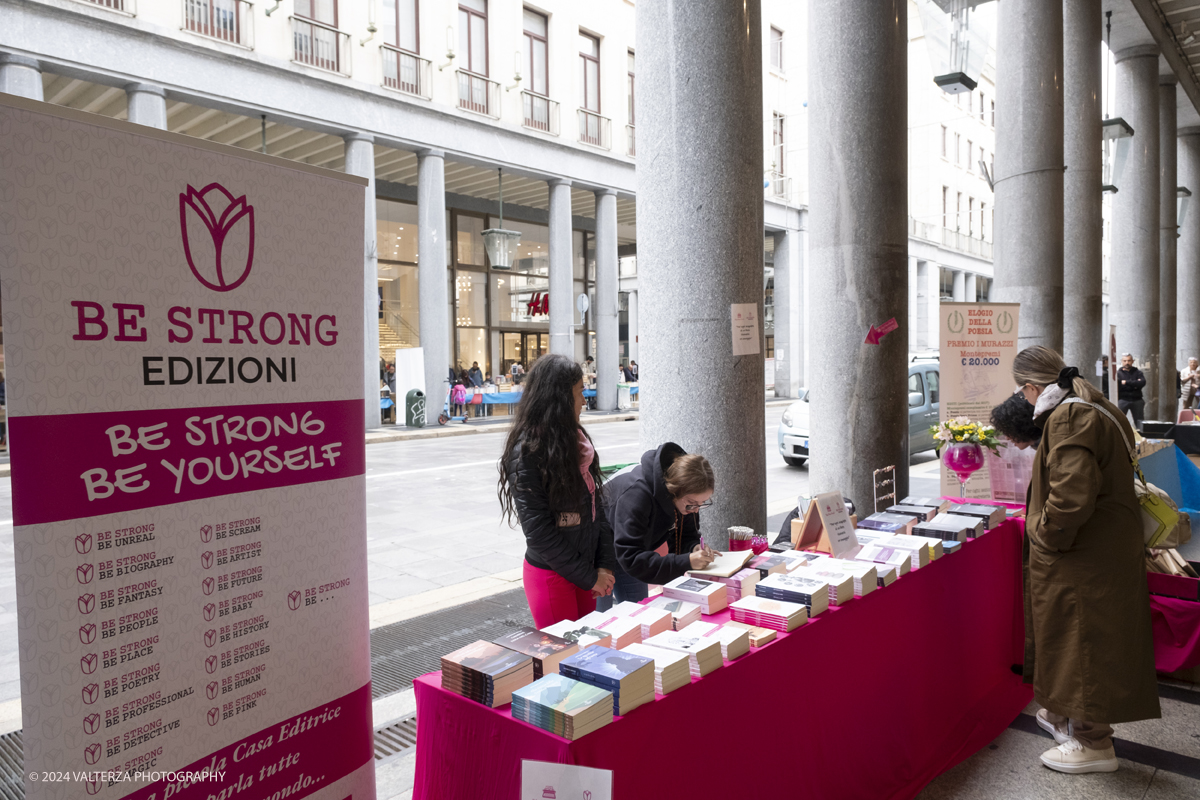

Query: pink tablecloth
left=413, top=520, right=1033, bottom=800
left=1150, top=593, right=1200, bottom=671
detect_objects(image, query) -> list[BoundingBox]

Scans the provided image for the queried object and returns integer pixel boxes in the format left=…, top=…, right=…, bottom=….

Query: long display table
left=413, top=520, right=1032, bottom=800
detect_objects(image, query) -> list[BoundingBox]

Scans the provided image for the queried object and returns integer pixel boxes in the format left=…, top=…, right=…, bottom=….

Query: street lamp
left=482, top=168, right=522, bottom=270
left=918, top=0, right=992, bottom=95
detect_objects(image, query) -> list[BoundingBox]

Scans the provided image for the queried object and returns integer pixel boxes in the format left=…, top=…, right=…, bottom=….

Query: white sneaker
left=1036, top=709, right=1070, bottom=744
left=1040, top=738, right=1119, bottom=774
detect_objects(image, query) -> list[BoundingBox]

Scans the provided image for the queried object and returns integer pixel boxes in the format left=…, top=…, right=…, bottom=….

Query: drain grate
left=369, top=587, right=534, bottom=698
left=374, top=715, right=418, bottom=762
left=0, top=730, right=24, bottom=800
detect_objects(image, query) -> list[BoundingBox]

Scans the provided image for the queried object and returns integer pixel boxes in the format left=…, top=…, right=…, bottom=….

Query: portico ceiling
left=1109, top=0, right=1200, bottom=127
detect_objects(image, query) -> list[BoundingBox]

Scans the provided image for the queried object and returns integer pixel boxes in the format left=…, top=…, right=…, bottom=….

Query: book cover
left=559, top=646, right=654, bottom=689
left=542, top=620, right=615, bottom=649
left=492, top=627, right=576, bottom=659
left=513, top=674, right=613, bottom=719
left=645, top=596, right=701, bottom=617
left=441, top=640, right=530, bottom=678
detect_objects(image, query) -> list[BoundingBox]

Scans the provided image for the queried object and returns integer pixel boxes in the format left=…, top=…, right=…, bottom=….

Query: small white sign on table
left=522, top=760, right=613, bottom=800
left=814, top=490, right=859, bottom=558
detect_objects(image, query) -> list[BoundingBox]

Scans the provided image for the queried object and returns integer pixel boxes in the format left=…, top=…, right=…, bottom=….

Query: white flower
left=936, top=429, right=954, bottom=442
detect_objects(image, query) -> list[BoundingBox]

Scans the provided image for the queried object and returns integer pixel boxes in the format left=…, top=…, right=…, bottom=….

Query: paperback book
left=511, top=674, right=614, bottom=740
left=662, top=575, right=729, bottom=614
left=680, top=620, right=750, bottom=661
left=608, top=601, right=673, bottom=639
left=690, top=567, right=760, bottom=602
left=914, top=513, right=982, bottom=542
left=440, top=640, right=535, bottom=708
left=805, top=567, right=855, bottom=605
left=620, top=642, right=692, bottom=695
left=644, top=595, right=703, bottom=630
left=491, top=627, right=579, bottom=679
left=756, top=573, right=831, bottom=616
left=885, top=504, right=938, bottom=523
left=559, top=646, right=656, bottom=716
left=748, top=554, right=790, bottom=579
left=685, top=549, right=755, bottom=578
left=577, top=611, right=644, bottom=649
left=541, top=620, right=615, bottom=650
left=724, top=620, right=778, bottom=647
left=900, top=496, right=952, bottom=513
left=857, top=512, right=916, bottom=535
left=948, top=503, right=1006, bottom=529
left=852, top=541, right=913, bottom=575
left=642, top=630, right=723, bottom=677
left=820, top=558, right=879, bottom=596
left=729, top=596, right=808, bottom=632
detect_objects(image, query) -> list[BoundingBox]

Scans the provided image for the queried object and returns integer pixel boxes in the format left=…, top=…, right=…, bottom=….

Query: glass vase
left=942, top=442, right=985, bottom=498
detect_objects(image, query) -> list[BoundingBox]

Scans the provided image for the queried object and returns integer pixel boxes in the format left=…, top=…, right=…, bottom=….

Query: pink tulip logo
left=179, top=183, right=255, bottom=292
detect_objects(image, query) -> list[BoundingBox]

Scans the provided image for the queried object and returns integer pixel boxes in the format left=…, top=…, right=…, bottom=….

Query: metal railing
left=521, top=91, right=559, bottom=135
left=183, top=0, right=253, bottom=47
left=457, top=70, right=500, bottom=118
left=626, top=124, right=636, bottom=157
left=766, top=170, right=791, bottom=202
left=380, top=301, right=420, bottom=348
left=577, top=109, right=611, bottom=149
left=78, top=0, right=135, bottom=12
left=291, top=16, right=350, bottom=76
left=909, top=216, right=940, bottom=242
left=381, top=45, right=431, bottom=99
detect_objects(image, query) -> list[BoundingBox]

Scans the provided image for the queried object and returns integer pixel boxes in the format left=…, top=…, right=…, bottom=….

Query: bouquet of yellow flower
left=929, top=418, right=1002, bottom=456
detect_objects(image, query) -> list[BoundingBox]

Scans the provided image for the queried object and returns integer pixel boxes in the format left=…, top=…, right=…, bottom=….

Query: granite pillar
left=595, top=190, right=619, bottom=410
left=417, top=149, right=450, bottom=425
left=125, top=83, right=167, bottom=129
left=1063, top=0, right=1104, bottom=386
left=952, top=270, right=965, bottom=302
left=809, top=0, right=909, bottom=508
left=0, top=53, right=43, bottom=100
left=1111, top=46, right=1161, bottom=416
left=994, top=0, right=1065, bottom=351
left=1180, top=130, right=1200, bottom=368
left=773, top=228, right=803, bottom=397
left=343, top=134, right=380, bottom=430
left=548, top=179, right=574, bottom=358
left=1160, top=77, right=1179, bottom=419
left=964, top=273, right=977, bottom=303
left=636, top=0, right=765, bottom=545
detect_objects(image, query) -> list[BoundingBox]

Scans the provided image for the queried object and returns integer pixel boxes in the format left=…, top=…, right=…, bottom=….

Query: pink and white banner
left=0, top=96, right=374, bottom=800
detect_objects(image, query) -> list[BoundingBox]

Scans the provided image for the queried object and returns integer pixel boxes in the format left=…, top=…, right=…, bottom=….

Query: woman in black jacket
left=596, top=443, right=717, bottom=610
left=498, top=354, right=616, bottom=627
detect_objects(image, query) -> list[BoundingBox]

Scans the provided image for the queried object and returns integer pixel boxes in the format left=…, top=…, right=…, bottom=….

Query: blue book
left=558, top=646, right=653, bottom=691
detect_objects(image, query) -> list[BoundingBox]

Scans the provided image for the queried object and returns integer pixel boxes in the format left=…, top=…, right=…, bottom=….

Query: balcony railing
left=577, top=109, right=611, bottom=149
left=381, top=44, right=431, bottom=99
left=457, top=70, right=500, bottom=118
left=78, top=0, right=135, bottom=12
left=183, top=0, right=253, bottom=48
left=941, top=228, right=994, bottom=260
left=766, top=170, right=791, bottom=202
left=521, top=91, right=559, bottom=135
left=291, top=16, right=350, bottom=76
left=626, top=124, right=636, bottom=157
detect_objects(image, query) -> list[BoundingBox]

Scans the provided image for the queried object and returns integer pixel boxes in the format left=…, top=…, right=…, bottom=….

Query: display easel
left=790, top=493, right=858, bottom=555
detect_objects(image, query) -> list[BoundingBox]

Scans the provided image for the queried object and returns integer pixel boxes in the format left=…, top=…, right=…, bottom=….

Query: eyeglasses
left=684, top=500, right=714, bottom=512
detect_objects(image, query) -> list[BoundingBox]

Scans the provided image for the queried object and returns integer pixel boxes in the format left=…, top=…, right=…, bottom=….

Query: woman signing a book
left=498, top=354, right=617, bottom=628
left=596, top=443, right=719, bottom=610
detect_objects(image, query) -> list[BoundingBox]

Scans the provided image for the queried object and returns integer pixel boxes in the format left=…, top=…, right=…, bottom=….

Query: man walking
left=1117, top=353, right=1147, bottom=432
left=468, top=361, right=484, bottom=417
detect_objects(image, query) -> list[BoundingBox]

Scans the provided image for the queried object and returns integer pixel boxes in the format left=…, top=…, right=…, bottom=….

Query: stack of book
left=885, top=504, right=938, bottom=523
left=729, top=596, right=808, bottom=632
left=854, top=540, right=915, bottom=574
left=645, top=596, right=703, bottom=630
left=748, top=554, right=789, bottom=579
left=440, top=640, right=535, bottom=708
left=511, top=674, right=614, bottom=740
left=691, top=567, right=760, bottom=602
left=662, top=575, right=729, bottom=614
left=577, top=611, right=643, bottom=648
left=608, top=601, right=673, bottom=640
left=949, top=503, right=1006, bottom=530
left=620, top=642, right=692, bottom=695
left=900, top=496, right=952, bottom=514
left=820, top=559, right=879, bottom=596
left=541, top=620, right=614, bottom=650
left=943, top=540, right=963, bottom=555
left=858, top=512, right=917, bottom=535
left=774, top=549, right=825, bottom=572
left=804, top=566, right=855, bottom=606
left=681, top=621, right=750, bottom=661
left=559, top=646, right=656, bottom=716
left=643, top=630, right=723, bottom=677
left=724, top=620, right=777, bottom=647
left=906, top=533, right=946, bottom=561
left=914, top=513, right=981, bottom=542
left=756, top=573, right=831, bottom=616
left=491, top=627, right=579, bottom=679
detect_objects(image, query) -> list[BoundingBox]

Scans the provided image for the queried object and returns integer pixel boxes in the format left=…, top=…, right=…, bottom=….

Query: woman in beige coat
left=1014, top=346, right=1160, bottom=774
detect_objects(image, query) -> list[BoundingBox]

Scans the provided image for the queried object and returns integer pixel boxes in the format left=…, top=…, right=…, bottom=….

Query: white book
left=822, top=559, right=878, bottom=596
left=729, top=596, right=808, bottom=631
left=643, top=630, right=724, bottom=677
left=774, top=549, right=826, bottom=572
left=662, top=575, right=729, bottom=614
left=873, top=563, right=899, bottom=585
left=540, top=620, right=614, bottom=650
left=684, top=549, right=755, bottom=578
left=805, top=566, right=856, bottom=605
left=864, top=535, right=930, bottom=569
left=853, top=542, right=913, bottom=575
left=644, top=595, right=703, bottom=630
left=904, top=534, right=945, bottom=561
left=577, top=611, right=643, bottom=647
left=680, top=621, right=750, bottom=661
left=756, top=573, right=831, bottom=616
left=608, top=601, right=673, bottom=639
left=620, top=642, right=692, bottom=694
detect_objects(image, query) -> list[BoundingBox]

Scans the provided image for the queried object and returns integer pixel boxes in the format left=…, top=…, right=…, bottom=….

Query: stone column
left=809, top=0, right=909, bottom=507
left=637, top=0, right=766, bottom=545
left=1111, top=46, right=1161, bottom=416
left=773, top=228, right=803, bottom=397
left=964, top=273, right=977, bottom=303
left=1063, top=0, right=1103, bottom=387
left=1160, top=77, right=1179, bottom=420
left=1180, top=130, right=1200, bottom=367
left=418, top=149, right=450, bottom=425
left=595, top=189, right=619, bottom=410
left=125, top=83, right=167, bottom=129
left=343, top=134, right=380, bottom=430
left=994, top=0, right=1065, bottom=351
left=548, top=179, right=574, bottom=358
left=0, top=53, right=43, bottom=100
left=952, top=270, right=965, bottom=302
left=627, top=290, right=639, bottom=366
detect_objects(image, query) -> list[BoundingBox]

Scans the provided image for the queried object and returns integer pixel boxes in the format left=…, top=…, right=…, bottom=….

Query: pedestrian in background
left=498, top=354, right=616, bottom=627
left=1013, top=345, right=1160, bottom=775
left=468, top=361, right=484, bottom=417
left=1181, top=357, right=1200, bottom=410
left=629, top=360, right=639, bottom=380
left=622, top=362, right=636, bottom=382
left=1116, top=353, right=1147, bottom=432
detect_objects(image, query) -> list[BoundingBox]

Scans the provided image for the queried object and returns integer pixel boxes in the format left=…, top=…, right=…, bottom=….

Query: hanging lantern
left=482, top=167, right=522, bottom=270
left=918, top=0, right=992, bottom=95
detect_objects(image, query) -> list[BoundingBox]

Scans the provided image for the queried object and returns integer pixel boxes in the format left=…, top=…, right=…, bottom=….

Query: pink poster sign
left=1, top=96, right=375, bottom=800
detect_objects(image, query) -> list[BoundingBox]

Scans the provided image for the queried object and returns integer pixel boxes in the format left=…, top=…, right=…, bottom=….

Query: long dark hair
left=498, top=354, right=603, bottom=524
